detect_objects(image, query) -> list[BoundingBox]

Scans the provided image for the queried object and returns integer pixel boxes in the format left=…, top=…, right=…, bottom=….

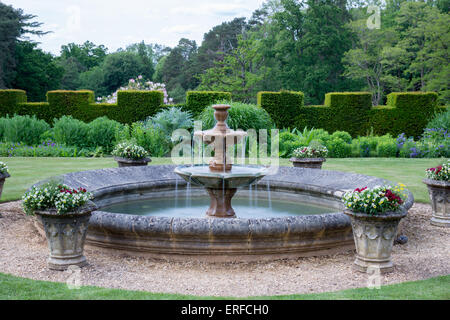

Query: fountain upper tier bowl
left=174, top=165, right=269, bottom=189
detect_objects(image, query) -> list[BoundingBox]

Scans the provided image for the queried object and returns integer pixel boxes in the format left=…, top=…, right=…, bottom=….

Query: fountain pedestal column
left=206, top=188, right=237, bottom=218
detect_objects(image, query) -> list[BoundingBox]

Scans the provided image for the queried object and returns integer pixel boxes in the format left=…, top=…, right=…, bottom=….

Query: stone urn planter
left=289, top=157, right=326, bottom=169
left=344, top=209, right=407, bottom=273
left=114, top=157, right=151, bottom=167
left=422, top=179, right=449, bottom=227
left=35, top=201, right=97, bottom=270
left=0, top=172, right=10, bottom=200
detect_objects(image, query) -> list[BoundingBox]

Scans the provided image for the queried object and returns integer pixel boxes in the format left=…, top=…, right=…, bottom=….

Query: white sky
left=3, top=0, right=266, bottom=55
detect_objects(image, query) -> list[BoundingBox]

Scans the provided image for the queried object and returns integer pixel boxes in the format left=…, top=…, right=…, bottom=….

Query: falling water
left=175, top=178, right=179, bottom=208
left=249, top=184, right=253, bottom=207
left=267, top=180, right=272, bottom=210
left=185, top=176, right=191, bottom=207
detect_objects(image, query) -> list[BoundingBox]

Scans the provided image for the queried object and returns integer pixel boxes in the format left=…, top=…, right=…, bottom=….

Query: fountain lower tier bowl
left=32, top=165, right=414, bottom=262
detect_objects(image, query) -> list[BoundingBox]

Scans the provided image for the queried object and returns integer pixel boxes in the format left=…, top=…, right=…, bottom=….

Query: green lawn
left=0, top=272, right=448, bottom=300
left=0, top=157, right=445, bottom=203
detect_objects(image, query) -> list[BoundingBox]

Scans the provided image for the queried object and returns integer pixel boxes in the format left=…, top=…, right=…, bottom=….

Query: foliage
left=11, top=41, right=63, bottom=101
left=145, top=107, right=193, bottom=139
left=425, top=161, right=449, bottom=181
left=53, top=116, right=89, bottom=149
left=326, top=137, right=352, bottom=158
left=0, top=114, right=49, bottom=145
left=199, top=101, right=273, bottom=132
left=426, top=108, right=450, bottom=132
left=118, top=122, right=170, bottom=157
left=343, top=184, right=407, bottom=215
left=112, top=141, right=148, bottom=160
left=87, top=117, right=122, bottom=153
left=331, top=131, right=352, bottom=144
left=22, top=181, right=92, bottom=215
left=0, top=141, right=91, bottom=157
left=376, top=140, right=398, bottom=158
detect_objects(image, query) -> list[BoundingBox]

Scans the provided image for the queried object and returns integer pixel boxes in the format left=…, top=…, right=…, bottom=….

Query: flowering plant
left=112, top=141, right=149, bottom=160
left=425, top=161, right=449, bottom=181
left=22, top=181, right=93, bottom=215
left=0, top=161, right=9, bottom=175
left=342, top=184, right=407, bottom=214
left=96, top=76, right=173, bottom=104
left=292, top=146, right=328, bottom=158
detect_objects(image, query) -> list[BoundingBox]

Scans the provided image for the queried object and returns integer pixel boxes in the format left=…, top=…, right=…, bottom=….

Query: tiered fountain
left=175, top=104, right=268, bottom=218
left=33, top=104, right=414, bottom=261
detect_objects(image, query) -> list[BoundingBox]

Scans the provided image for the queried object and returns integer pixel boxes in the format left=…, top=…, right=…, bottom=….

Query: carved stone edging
left=344, top=209, right=407, bottom=273
left=35, top=202, right=97, bottom=270
left=423, top=179, right=449, bottom=227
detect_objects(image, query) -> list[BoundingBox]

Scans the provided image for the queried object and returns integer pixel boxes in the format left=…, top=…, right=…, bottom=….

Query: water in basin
left=100, top=196, right=335, bottom=218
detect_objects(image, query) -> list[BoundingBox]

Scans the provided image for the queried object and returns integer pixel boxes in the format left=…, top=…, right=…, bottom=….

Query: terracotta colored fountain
left=175, top=104, right=268, bottom=218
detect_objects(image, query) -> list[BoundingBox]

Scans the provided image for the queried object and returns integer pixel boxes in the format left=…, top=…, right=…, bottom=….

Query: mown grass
left=0, top=273, right=448, bottom=300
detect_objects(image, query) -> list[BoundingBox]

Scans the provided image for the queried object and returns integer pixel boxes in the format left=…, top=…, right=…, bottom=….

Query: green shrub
left=257, top=90, right=303, bottom=128
left=146, top=107, right=193, bottom=139
left=311, top=129, right=331, bottom=144
left=331, top=131, right=352, bottom=144
left=326, top=137, right=352, bottom=158
left=0, top=115, right=50, bottom=145
left=53, top=116, right=89, bottom=148
left=426, top=108, right=450, bottom=131
left=186, top=91, right=231, bottom=116
left=87, top=117, right=123, bottom=153
left=199, top=101, right=273, bottom=131
left=377, top=140, right=398, bottom=157
left=129, top=122, right=170, bottom=157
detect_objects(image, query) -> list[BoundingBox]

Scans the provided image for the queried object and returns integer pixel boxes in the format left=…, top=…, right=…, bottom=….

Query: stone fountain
left=174, top=104, right=268, bottom=218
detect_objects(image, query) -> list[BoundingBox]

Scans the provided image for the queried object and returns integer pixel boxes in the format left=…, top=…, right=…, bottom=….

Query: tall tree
left=0, top=3, right=48, bottom=88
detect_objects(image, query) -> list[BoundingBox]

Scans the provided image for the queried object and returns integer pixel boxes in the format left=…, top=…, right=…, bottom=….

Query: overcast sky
left=4, top=0, right=266, bottom=55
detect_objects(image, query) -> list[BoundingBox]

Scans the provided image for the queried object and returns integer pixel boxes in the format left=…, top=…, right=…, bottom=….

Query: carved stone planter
left=289, top=158, right=326, bottom=169
left=423, top=179, right=449, bottom=227
left=0, top=172, right=10, bottom=200
left=114, top=157, right=151, bottom=167
left=344, top=209, right=407, bottom=273
left=35, top=202, right=97, bottom=270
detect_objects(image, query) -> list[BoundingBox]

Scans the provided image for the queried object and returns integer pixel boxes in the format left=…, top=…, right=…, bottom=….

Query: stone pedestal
left=36, top=203, right=96, bottom=271
left=423, top=179, right=449, bottom=227
left=344, top=209, right=407, bottom=274
left=206, top=188, right=237, bottom=218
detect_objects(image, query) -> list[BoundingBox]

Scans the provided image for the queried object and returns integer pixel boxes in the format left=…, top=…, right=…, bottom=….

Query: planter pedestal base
left=48, top=255, right=87, bottom=271
left=430, top=216, right=450, bottom=227
left=353, top=255, right=394, bottom=274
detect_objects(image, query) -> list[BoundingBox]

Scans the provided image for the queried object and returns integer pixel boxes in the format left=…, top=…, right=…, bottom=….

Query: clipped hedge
left=186, top=91, right=231, bottom=116
left=369, top=92, right=438, bottom=137
left=0, top=89, right=164, bottom=125
left=257, top=90, right=304, bottom=128
left=258, top=90, right=440, bottom=138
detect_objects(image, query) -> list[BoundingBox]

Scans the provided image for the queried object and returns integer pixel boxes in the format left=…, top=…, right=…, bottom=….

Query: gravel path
left=0, top=201, right=448, bottom=297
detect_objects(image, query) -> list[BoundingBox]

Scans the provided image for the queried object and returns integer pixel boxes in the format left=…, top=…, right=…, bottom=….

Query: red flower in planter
left=354, top=187, right=368, bottom=193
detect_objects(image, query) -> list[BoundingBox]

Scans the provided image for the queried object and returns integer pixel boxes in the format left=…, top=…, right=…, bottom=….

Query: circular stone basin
left=33, top=165, right=414, bottom=262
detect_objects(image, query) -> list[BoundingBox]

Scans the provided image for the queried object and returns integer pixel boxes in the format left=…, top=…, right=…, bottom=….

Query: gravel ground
left=0, top=201, right=448, bottom=297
